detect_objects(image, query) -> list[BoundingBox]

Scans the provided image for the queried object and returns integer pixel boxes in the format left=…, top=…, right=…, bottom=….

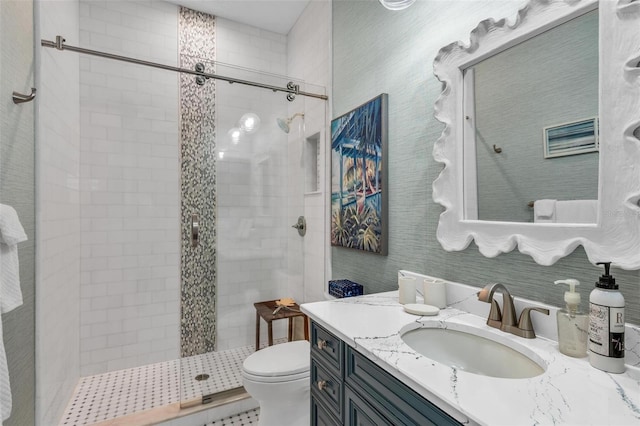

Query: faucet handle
left=516, top=307, right=549, bottom=338
left=486, top=299, right=502, bottom=329
left=477, top=283, right=504, bottom=329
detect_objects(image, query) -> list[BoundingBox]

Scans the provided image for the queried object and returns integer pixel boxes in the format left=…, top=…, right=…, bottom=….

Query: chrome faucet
left=477, top=283, right=549, bottom=339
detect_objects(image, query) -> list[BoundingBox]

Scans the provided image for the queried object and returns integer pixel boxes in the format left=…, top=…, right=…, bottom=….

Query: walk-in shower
left=35, top=3, right=328, bottom=424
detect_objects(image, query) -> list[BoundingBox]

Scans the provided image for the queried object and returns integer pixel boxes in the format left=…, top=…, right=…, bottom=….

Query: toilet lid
left=243, top=340, right=310, bottom=378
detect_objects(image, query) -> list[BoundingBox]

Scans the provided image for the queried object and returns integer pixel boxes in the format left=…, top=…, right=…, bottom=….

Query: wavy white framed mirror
left=432, top=0, right=640, bottom=268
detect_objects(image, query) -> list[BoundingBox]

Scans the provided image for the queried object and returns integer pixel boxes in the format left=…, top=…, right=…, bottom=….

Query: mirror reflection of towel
left=556, top=200, right=598, bottom=224
left=534, top=199, right=556, bottom=222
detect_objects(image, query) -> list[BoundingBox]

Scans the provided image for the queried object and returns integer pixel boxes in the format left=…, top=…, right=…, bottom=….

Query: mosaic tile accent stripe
left=179, top=7, right=217, bottom=58
left=179, top=7, right=218, bottom=357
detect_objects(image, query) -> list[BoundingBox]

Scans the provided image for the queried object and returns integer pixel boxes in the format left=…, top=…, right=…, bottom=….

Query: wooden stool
left=254, top=300, right=309, bottom=351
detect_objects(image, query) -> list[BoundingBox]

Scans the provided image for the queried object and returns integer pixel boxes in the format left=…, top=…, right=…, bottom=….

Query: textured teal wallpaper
left=331, top=0, right=640, bottom=324
left=0, top=1, right=35, bottom=424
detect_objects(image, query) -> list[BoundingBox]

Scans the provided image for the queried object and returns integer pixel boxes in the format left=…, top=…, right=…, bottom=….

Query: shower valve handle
left=191, top=214, right=199, bottom=247
left=291, top=216, right=306, bottom=236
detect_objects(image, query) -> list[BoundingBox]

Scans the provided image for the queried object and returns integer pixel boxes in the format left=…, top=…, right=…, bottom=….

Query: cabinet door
left=311, top=358, right=343, bottom=420
left=345, top=346, right=461, bottom=426
left=312, top=395, right=341, bottom=426
left=345, top=385, right=394, bottom=426
left=311, top=322, right=344, bottom=375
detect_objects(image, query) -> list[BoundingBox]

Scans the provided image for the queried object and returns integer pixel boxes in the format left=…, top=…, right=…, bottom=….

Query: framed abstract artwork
left=330, top=94, right=388, bottom=255
left=543, top=117, right=599, bottom=158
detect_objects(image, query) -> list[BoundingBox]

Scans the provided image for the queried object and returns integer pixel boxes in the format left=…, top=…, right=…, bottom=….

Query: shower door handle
left=191, top=214, right=199, bottom=247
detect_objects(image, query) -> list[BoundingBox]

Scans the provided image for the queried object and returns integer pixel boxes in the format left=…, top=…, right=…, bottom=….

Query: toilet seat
left=242, top=369, right=309, bottom=383
left=242, top=340, right=310, bottom=383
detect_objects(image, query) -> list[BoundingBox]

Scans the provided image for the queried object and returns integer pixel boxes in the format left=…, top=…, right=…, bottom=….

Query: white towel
left=0, top=205, right=27, bottom=247
left=0, top=204, right=27, bottom=423
left=0, top=317, right=9, bottom=423
left=534, top=199, right=556, bottom=223
left=555, top=200, right=598, bottom=224
left=0, top=204, right=27, bottom=313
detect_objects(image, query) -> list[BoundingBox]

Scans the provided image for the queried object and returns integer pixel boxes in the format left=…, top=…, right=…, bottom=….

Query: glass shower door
left=178, top=60, right=324, bottom=407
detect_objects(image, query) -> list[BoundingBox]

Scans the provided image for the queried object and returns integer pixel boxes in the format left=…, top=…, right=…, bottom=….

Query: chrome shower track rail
left=41, top=36, right=328, bottom=101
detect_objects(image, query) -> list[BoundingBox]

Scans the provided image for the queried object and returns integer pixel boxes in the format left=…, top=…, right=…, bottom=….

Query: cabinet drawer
left=345, top=385, right=393, bottom=426
left=311, top=322, right=343, bottom=375
left=311, top=358, right=342, bottom=420
left=311, top=394, right=341, bottom=426
left=345, top=346, right=461, bottom=426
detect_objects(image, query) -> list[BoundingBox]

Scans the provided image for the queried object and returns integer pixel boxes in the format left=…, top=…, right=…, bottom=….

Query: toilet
left=242, top=340, right=310, bottom=426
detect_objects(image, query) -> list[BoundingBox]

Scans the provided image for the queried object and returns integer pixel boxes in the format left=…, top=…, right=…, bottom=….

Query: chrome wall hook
left=12, top=88, right=37, bottom=104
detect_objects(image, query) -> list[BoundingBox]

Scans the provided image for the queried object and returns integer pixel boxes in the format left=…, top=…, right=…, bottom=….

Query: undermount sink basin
left=401, top=324, right=546, bottom=379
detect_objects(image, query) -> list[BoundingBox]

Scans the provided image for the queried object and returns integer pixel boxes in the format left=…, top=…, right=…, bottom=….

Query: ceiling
left=166, top=0, right=312, bottom=35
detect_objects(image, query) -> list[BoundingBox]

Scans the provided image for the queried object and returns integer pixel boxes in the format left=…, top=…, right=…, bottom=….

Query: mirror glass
left=464, top=9, right=599, bottom=223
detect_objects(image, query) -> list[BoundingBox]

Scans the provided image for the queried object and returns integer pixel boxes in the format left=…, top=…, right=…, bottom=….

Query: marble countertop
left=301, top=288, right=640, bottom=425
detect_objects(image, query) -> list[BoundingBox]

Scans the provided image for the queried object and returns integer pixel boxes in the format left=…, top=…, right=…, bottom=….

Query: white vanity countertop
left=301, top=290, right=640, bottom=426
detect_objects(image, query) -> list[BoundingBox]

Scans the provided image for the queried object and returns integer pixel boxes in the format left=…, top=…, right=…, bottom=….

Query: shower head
left=276, top=113, right=304, bottom=134
left=277, top=117, right=290, bottom=134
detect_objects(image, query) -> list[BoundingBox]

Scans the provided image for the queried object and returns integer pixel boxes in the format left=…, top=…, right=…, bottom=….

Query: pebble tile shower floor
left=60, top=341, right=280, bottom=425
left=208, top=408, right=259, bottom=425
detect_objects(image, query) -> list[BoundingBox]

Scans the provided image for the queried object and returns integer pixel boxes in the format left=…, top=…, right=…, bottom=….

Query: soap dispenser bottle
left=588, top=262, right=625, bottom=373
left=554, top=279, right=588, bottom=358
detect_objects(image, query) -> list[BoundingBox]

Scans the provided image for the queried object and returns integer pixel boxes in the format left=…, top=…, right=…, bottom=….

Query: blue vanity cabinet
left=344, top=385, right=394, bottom=425
left=311, top=321, right=344, bottom=373
left=310, top=321, right=462, bottom=426
left=312, top=393, right=341, bottom=426
left=311, top=322, right=344, bottom=425
left=311, top=358, right=343, bottom=424
left=345, top=346, right=461, bottom=426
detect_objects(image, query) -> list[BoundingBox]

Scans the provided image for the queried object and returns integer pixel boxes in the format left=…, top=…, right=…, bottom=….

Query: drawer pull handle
left=317, top=379, right=329, bottom=391
left=317, top=339, right=329, bottom=350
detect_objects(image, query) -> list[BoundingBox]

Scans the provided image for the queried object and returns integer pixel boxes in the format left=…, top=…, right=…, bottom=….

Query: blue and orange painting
left=331, top=94, right=388, bottom=255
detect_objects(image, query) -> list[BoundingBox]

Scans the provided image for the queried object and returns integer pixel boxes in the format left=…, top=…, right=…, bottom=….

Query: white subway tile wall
left=36, top=1, right=82, bottom=424
left=215, top=18, right=286, bottom=73
left=78, top=0, right=181, bottom=376
left=214, top=17, right=292, bottom=350
left=287, top=1, right=332, bottom=304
